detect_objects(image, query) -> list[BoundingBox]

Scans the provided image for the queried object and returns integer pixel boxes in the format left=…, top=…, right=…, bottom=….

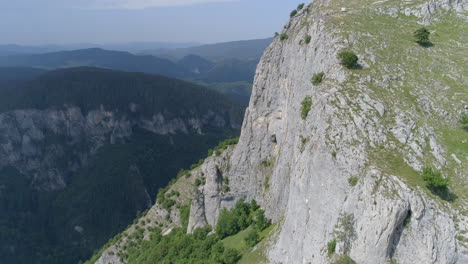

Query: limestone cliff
left=92, top=0, right=467, bottom=263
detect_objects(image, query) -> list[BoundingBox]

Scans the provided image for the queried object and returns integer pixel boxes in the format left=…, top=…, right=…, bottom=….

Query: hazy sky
left=1, top=0, right=307, bottom=45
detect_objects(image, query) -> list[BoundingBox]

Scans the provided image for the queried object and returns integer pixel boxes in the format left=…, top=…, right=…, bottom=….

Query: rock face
left=187, top=0, right=468, bottom=263
left=0, top=106, right=234, bottom=190
left=93, top=0, right=467, bottom=263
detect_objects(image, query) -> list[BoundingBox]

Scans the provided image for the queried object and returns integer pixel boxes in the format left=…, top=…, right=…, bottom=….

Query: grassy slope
left=320, top=0, right=467, bottom=215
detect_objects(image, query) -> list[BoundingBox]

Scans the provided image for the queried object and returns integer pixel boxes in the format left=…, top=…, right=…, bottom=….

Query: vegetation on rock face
left=348, top=177, right=358, bottom=187
left=297, top=3, right=305, bottom=11
left=334, top=214, right=356, bottom=254
left=422, top=167, right=452, bottom=200
left=207, top=137, right=240, bottom=157
left=327, top=239, right=337, bottom=256
left=216, top=200, right=270, bottom=239
left=280, top=34, right=289, bottom=41
left=107, top=200, right=270, bottom=264
left=333, top=255, right=357, bottom=264
left=300, top=96, right=313, bottom=120
left=414, top=27, right=431, bottom=46
left=305, top=35, right=312, bottom=44
left=290, top=10, right=298, bottom=18
left=337, top=50, right=359, bottom=69
left=311, top=72, right=325, bottom=85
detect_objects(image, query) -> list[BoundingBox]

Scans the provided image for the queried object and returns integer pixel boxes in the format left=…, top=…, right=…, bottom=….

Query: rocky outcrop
left=185, top=0, right=467, bottom=263
left=0, top=105, right=234, bottom=190
left=92, top=0, right=467, bottom=263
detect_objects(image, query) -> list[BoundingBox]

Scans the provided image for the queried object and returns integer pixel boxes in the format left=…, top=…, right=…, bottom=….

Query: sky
left=1, top=0, right=307, bottom=45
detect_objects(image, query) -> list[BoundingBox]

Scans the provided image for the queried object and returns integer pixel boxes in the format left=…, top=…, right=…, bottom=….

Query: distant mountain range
left=143, top=37, right=273, bottom=62
left=0, top=38, right=273, bottom=104
left=0, top=48, right=187, bottom=78
left=0, top=42, right=200, bottom=56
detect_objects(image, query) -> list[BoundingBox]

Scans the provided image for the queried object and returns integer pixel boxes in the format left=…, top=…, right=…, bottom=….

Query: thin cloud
left=88, top=0, right=237, bottom=9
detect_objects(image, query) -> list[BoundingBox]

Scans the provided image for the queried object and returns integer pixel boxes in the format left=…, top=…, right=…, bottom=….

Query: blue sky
left=1, top=0, right=307, bottom=45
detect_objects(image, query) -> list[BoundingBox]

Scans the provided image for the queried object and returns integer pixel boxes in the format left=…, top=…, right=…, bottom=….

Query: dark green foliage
left=414, top=27, right=431, bottom=46
left=332, top=151, right=337, bottom=158
left=333, top=255, right=357, bottom=264
left=422, top=167, right=452, bottom=201
left=327, top=239, right=337, bottom=256
left=250, top=199, right=260, bottom=212
left=297, top=3, right=305, bottom=10
left=113, top=200, right=267, bottom=264
left=222, top=185, right=231, bottom=193
left=245, top=229, right=260, bottom=247
left=311, top=72, right=325, bottom=85
left=348, top=177, right=358, bottom=187
left=156, top=186, right=176, bottom=210
left=290, top=10, right=298, bottom=18
left=253, top=209, right=270, bottom=231
left=334, top=213, right=356, bottom=254
left=337, top=50, right=359, bottom=69
left=422, top=167, right=449, bottom=190
left=207, top=137, right=240, bottom=157
left=195, top=178, right=203, bottom=186
left=403, top=210, right=412, bottom=227
left=216, top=200, right=270, bottom=239
left=301, top=96, right=312, bottom=120
left=180, top=205, right=191, bottom=231
left=305, top=35, right=312, bottom=44
left=261, top=159, right=273, bottom=167
left=121, top=227, right=240, bottom=264
left=460, top=113, right=468, bottom=131
left=280, top=34, right=289, bottom=41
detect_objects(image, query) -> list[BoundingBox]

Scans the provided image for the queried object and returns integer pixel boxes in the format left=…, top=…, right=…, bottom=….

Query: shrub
left=194, top=178, right=202, bottom=186
left=460, top=113, right=468, bottom=131
left=245, top=229, right=260, bottom=247
left=327, top=239, right=336, bottom=256
left=311, top=72, right=325, bottom=85
left=216, top=200, right=252, bottom=239
left=261, top=159, right=272, bottom=167
left=280, top=34, right=289, bottom=40
left=297, top=3, right=305, bottom=10
left=348, top=177, right=358, bottom=187
left=305, top=35, right=312, bottom=44
left=300, top=96, right=312, bottom=120
left=334, top=213, right=356, bottom=254
left=422, top=167, right=449, bottom=191
left=414, top=27, right=431, bottom=46
left=222, top=248, right=242, bottom=264
left=207, top=137, right=239, bottom=157
left=290, top=10, right=298, bottom=18
left=254, top=209, right=270, bottom=231
left=161, top=198, right=176, bottom=210
left=274, top=32, right=279, bottom=37
left=333, top=255, right=357, bottom=264
left=338, top=50, right=359, bottom=69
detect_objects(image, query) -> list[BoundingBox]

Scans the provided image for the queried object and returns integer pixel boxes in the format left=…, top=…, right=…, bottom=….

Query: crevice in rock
left=388, top=209, right=412, bottom=259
